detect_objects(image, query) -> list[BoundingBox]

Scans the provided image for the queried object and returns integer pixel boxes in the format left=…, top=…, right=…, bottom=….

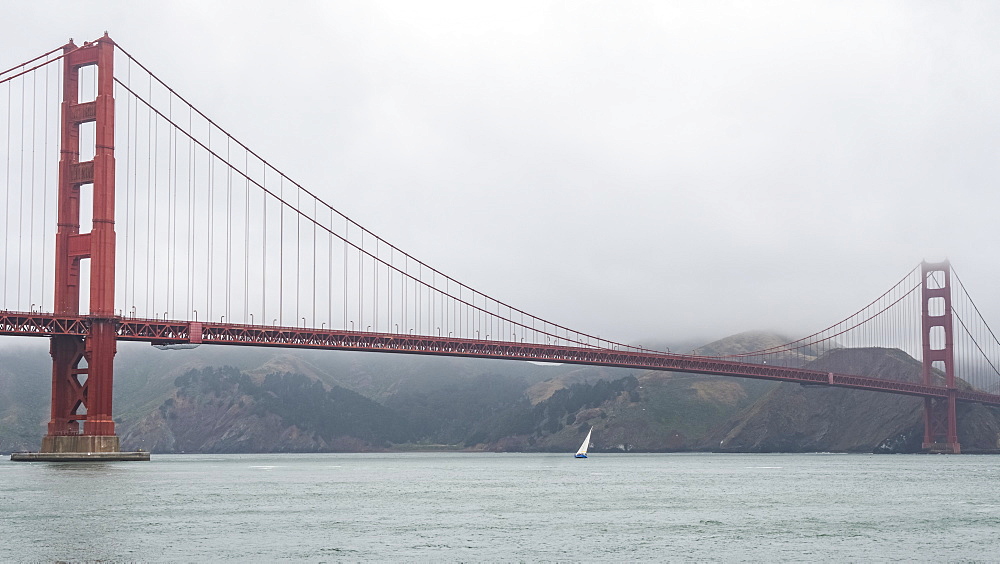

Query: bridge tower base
left=42, top=435, right=120, bottom=453
left=920, top=261, right=961, bottom=454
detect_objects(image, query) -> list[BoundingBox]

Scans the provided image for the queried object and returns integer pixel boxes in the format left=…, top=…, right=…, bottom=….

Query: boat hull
left=574, top=454, right=587, bottom=458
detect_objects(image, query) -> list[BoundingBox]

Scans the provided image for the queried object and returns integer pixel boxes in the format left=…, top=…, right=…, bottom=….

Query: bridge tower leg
left=920, top=260, right=960, bottom=454
left=41, top=34, right=120, bottom=454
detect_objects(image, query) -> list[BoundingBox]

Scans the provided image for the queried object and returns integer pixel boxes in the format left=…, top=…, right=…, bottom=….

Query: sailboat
left=574, top=427, right=593, bottom=458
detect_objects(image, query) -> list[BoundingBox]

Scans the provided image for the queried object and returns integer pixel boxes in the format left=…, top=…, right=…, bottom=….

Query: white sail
left=576, top=427, right=593, bottom=456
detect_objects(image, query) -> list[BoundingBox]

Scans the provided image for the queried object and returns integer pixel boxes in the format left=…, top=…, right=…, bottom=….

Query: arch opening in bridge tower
left=927, top=297, right=945, bottom=317
left=928, top=326, right=946, bottom=351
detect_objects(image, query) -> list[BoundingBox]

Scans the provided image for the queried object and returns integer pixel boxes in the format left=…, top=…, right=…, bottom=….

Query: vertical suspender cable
left=343, top=217, right=347, bottom=329
left=17, top=69, right=25, bottom=306
left=174, top=97, right=181, bottom=316
left=146, top=75, right=153, bottom=316
left=41, top=58, right=50, bottom=311
left=296, top=184, right=301, bottom=324
left=225, top=137, right=232, bottom=320
left=207, top=124, right=214, bottom=319
left=403, top=255, right=407, bottom=332
left=279, top=176, right=284, bottom=325
left=28, top=68, right=36, bottom=308
left=188, top=104, right=194, bottom=320
left=150, top=77, right=158, bottom=316
left=244, top=150, right=249, bottom=323
left=129, top=67, right=137, bottom=316
left=262, top=165, right=267, bottom=322
left=169, top=94, right=176, bottom=317
left=328, top=208, right=333, bottom=328
left=3, top=71, right=11, bottom=305
left=389, top=248, right=393, bottom=333
left=312, top=197, right=317, bottom=327
left=121, top=67, right=129, bottom=314
left=359, top=229, right=363, bottom=328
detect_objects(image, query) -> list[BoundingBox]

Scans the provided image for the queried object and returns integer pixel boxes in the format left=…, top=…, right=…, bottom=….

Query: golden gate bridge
left=2, top=35, right=1000, bottom=459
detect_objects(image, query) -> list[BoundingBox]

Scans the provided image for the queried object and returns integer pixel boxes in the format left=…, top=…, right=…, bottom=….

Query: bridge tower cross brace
left=920, top=260, right=960, bottom=454
left=42, top=34, right=120, bottom=454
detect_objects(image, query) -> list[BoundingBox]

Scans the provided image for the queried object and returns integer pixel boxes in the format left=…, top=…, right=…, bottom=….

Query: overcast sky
left=2, top=1, right=999, bottom=345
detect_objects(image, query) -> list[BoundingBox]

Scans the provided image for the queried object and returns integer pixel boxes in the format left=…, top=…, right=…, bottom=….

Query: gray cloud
left=2, top=1, right=999, bottom=344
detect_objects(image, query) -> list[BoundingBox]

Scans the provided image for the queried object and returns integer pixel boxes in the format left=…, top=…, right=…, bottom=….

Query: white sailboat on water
left=574, top=427, right=593, bottom=458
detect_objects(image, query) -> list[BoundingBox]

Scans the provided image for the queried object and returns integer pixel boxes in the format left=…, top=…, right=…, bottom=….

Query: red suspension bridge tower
left=42, top=34, right=125, bottom=456
left=921, top=261, right=960, bottom=454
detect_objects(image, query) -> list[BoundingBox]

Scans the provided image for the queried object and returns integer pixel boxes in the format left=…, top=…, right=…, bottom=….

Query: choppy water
left=1, top=452, right=999, bottom=562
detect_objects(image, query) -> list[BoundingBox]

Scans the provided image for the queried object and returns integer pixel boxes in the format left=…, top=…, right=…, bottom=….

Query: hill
left=4, top=331, right=1000, bottom=454
left=701, top=347, right=1000, bottom=453
left=120, top=367, right=414, bottom=452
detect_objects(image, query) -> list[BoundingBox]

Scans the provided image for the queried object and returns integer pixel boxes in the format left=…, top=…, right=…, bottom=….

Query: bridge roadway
left=4, top=310, right=1000, bottom=406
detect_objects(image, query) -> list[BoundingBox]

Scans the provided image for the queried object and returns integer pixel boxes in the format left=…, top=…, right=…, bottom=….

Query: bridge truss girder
left=4, top=310, right=1000, bottom=408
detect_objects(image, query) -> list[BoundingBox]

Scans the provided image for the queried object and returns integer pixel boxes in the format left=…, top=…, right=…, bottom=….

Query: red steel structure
left=2, top=35, right=1000, bottom=456
left=921, top=261, right=960, bottom=453
left=3, top=310, right=1000, bottom=409
left=44, top=35, right=119, bottom=453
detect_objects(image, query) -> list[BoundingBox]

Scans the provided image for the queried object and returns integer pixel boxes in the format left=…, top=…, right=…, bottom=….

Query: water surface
left=2, top=453, right=997, bottom=561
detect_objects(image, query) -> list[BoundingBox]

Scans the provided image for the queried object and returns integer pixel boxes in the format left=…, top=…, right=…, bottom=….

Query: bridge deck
left=4, top=311, right=999, bottom=406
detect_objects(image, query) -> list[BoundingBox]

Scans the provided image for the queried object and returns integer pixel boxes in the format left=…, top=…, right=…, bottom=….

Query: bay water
left=2, top=452, right=998, bottom=561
